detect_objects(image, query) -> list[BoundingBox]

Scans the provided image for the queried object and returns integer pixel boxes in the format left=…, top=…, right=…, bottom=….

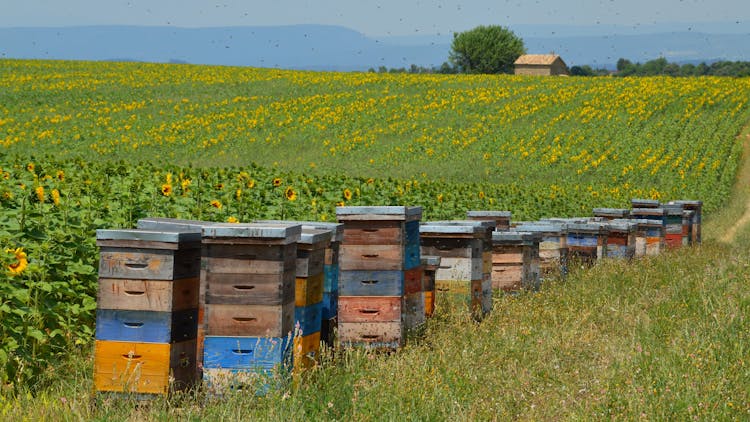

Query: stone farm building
left=514, top=54, right=570, bottom=76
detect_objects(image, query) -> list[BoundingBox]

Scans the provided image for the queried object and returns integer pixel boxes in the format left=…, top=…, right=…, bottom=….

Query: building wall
left=514, top=65, right=552, bottom=76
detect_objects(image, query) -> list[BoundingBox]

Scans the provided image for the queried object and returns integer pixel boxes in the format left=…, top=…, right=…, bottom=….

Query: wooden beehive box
left=661, top=204, right=684, bottom=249
left=420, top=221, right=493, bottom=319
left=514, top=222, right=568, bottom=280
left=336, top=206, right=422, bottom=350
left=490, top=231, right=541, bottom=292
left=604, top=221, right=637, bottom=259
left=421, top=255, right=441, bottom=318
left=593, top=208, right=630, bottom=221
left=565, top=223, right=609, bottom=266
left=669, top=200, right=702, bottom=245
left=631, top=198, right=661, bottom=209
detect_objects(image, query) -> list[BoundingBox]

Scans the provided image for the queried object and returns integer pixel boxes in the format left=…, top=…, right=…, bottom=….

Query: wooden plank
left=99, top=248, right=200, bottom=281
left=492, top=251, right=525, bottom=264
left=97, top=277, right=199, bottom=312
left=202, top=336, right=292, bottom=370
left=481, top=277, right=493, bottom=315
left=341, top=221, right=404, bottom=244
left=205, top=272, right=294, bottom=306
left=339, top=244, right=405, bottom=271
left=295, top=273, right=324, bottom=306
left=403, top=292, right=426, bottom=330
left=323, top=264, right=339, bottom=292
left=321, top=292, right=338, bottom=320
left=202, top=223, right=301, bottom=242
left=435, top=257, right=483, bottom=281
left=424, top=291, right=435, bottom=318
left=338, top=270, right=404, bottom=296
left=96, top=229, right=201, bottom=249
left=338, top=296, right=402, bottom=323
left=205, top=303, right=294, bottom=337
left=95, top=309, right=197, bottom=343
left=94, top=339, right=196, bottom=395
left=335, top=206, right=422, bottom=221
left=420, top=237, right=482, bottom=258
left=337, top=322, right=404, bottom=348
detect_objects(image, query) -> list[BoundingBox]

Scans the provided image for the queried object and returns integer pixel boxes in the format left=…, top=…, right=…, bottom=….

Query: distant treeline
left=369, top=58, right=750, bottom=77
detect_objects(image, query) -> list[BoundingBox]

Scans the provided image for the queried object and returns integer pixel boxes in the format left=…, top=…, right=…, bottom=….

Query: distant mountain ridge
left=1, top=24, right=748, bottom=70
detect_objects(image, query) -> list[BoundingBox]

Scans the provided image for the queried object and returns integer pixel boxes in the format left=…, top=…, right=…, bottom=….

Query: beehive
left=336, top=206, right=422, bottom=350
left=565, top=223, right=609, bottom=266
left=670, top=200, right=702, bottom=244
left=466, top=210, right=512, bottom=231
left=514, top=222, right=568, bottom=280
left=420, top=221, right=493, bottom=319
left=94, top=229, right=201, bottom=395
left=490, top=231, right=541, bottom=292
left=200, top=222, right=301, bottom=390
left=604, top=221, right=637, bottom=259
left=662, top=204, right=685, bottom=249
left=592, top=208, right=630, bottom=221
left=420, top=255, right=441, bottom=318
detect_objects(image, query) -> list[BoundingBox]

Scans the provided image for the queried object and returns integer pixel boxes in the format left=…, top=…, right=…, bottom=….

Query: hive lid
left=336, top=206, right=422, bottom=221
left=514, top=222, right=567, bottom=234
left=565, top=223, right=609, bottom=234
left=96, top=228, right=201, bottom=244
left=420, top=220, right=490, bottom=235
left=492, top=230, right=541, bottom=243
left=631, top=198, right=661, bottom=208
left=669, top=199, right=702, bottom=208
left=202, top=222, right=302, bottom=241
left=606, top=221, right=637, bottom=232
left=592, top=208, right=630, bottom=217
left=299, top=228, right=333, bottom=245
left=662, top=204, right=684, bottom=216
left=466, top=210, right=511, bottom=218
left=630, top=207, right=666, bottom=216
left=136, top=217, right=217, bottom=232
left=255, top=220, right=343, bottom=242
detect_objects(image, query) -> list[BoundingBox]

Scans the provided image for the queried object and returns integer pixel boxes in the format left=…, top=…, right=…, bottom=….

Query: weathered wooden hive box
left=420, top=221, right=493, bottom=319
left=669, top=200, right=702, bottom=245
left=420, top=255, right=441, bottom=318
left=94, top=229, right=201, bottom=395
left=466, top=210, right=512, bottom=231
left=629, top=208, right=666, bottom=255
left=603, top=221, right=637, bottom=259
left=336, top=206, right=422, bottom=350
left=631, top=198, right=661, bottom=209
left=514, top=222, right=568, bottom=280
left=661, top=204, right=685, bottom=249
left=565, top=223, right=609, bottom=265
left=490, top=231, right=541, bottom=292
left=622, top=218, right=663, bottom=257
left=199, top=222, right=301, bottom=390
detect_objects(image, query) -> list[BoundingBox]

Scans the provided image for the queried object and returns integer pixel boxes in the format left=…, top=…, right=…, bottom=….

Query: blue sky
left=2, top=0, right=748, bottom=36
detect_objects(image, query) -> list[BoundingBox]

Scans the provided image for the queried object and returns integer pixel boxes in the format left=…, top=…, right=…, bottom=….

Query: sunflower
left=7, top=247, right=28, bottom=275
left=272, top=177, right=282, bottom=187
left=437, top=193, right=444, bottom=203
left=51, top=189, right=61, bottom=206
left=478, top=191, right=486, bottom=200
left=35, top=186, right=45, bottom=203
left=26, top=163, right=35, bottom=172
left=215, top=183, right=224, bottom=191
left=56, top=170, right=65, bottom=181
left=247, top=179, right=256, bottom=189
left=336, top=201, right=345, bottom=207
left=161, top=184, right=172, bottom=196
left=227, top=216, right=239, bottom=223
left=235, top=189, right=242, bottom=200
left=210, top=200, right=222, bottom=209
left=285, top=186, right=297, bottom=201
left=343, top=188, right=352, bottom=201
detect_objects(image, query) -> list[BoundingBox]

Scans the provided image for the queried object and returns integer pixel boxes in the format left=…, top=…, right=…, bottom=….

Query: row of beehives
left=91, top=199, right=701, bottom=396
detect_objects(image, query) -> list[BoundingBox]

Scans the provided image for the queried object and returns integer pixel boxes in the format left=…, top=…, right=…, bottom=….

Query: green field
left=0, top=60, right=748, bottom=419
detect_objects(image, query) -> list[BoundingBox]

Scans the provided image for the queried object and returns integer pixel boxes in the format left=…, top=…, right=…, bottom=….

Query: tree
left=449, top=25, right=526, bottom=74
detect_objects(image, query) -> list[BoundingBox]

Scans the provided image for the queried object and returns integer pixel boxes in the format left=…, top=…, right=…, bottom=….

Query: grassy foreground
left=2, top=226, right=748, bottom=420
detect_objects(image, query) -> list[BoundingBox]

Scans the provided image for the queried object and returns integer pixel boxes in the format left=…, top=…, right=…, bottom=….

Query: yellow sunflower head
left=210, top=200, right=222, bottom=209
left=26, top=163, right=35, bottom=172
left=227, top=216, right=239, bottom=223
left=343, top=188, right=352, bottom=201
left=285, top=186, right=297, bottom=201
left=247, top=179, right=256, bottom=189
left=7, top=247, right=28, bottom=275
left=161, top=184, right=172, bottom=197
left=478, top=191, right=486, bottom=200
left=235, top=189, right=242, bottom=200
left=272, top=177, right=282, bottom=187
left=51, top=189, right=61, bottom=206
left=56, top=170, right=65, bottom=181
left=35, top=186, right=45, bottom=203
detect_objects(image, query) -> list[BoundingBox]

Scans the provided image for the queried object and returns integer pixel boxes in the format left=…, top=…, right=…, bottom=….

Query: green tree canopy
left=449, top=25, right=526, bottom=74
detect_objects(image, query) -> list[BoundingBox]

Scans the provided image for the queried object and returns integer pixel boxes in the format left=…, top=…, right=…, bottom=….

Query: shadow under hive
left=94, top=229, right=201, bottom=396
left=336, top=206, right=422, bottom=351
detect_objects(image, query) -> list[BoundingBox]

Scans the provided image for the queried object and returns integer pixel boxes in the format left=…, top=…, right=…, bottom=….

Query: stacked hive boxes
left=420, top=255, right=441, bottom=318
left=565, top=223, right=609, bottom=266
left=604, top=221, right=637, bottom=259
left=626, top=219, right=663, bottom=257
left=292, top=228, right=330, bottom=372
left=670, top=200, right=702, bottom=244
left=420, top=221, right=493, bottom=319
left=200, top=222, right=301, bottom=392
left=490, top=231, right=541, bottom=292
left=630, top=208, right=666, bottom=254
left=514, top=223, right=568, bottom=280
left=336, top=206, right=422, bottom=350
left=592, top=208, right=630, bottom=221
left=94, top=229, right=200, bottom=395
left=662, top=204, right=685, bottom=249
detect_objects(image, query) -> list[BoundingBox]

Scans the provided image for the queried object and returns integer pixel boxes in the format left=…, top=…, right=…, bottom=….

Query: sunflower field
left=1, top=59, right=749, bottom=389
